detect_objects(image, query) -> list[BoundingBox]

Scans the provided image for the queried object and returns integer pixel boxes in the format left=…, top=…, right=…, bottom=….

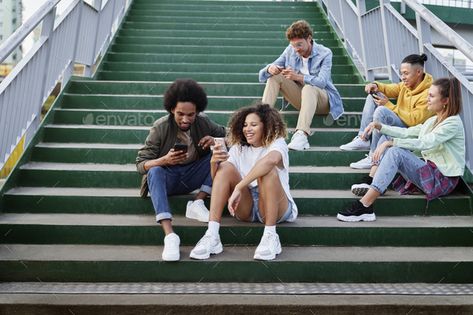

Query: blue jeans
left=371, top=147, right=425, bottom=194
left=147, top=154, right=212, bottom=222
left=358, top=95, right=407, bottom=153
left=248, top=186, right=293, bottom=224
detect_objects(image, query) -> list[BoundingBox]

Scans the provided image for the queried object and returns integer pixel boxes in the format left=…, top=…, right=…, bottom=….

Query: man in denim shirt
left=259, top=20, right=344, bottom=151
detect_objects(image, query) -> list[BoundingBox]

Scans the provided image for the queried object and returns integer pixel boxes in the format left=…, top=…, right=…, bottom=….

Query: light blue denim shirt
left=259, top=42, right=344, bottom=120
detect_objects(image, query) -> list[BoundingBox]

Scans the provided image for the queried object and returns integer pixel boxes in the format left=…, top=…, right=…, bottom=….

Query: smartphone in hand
left=211, top=137, right=227, bottom=152
left=173, top=143, right=188, bottom=153
left=370, top=91, right=384, bottom=99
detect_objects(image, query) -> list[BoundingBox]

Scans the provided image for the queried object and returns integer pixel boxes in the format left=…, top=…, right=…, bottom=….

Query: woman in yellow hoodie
left=340, top=54, right=434, bottom=170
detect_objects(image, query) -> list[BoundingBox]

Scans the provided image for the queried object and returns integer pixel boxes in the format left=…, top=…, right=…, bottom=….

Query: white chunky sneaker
left=186, top=200, right=210, bottom=222
left=189, top=232, right=223, bottom=260
left=162, top=233, right=180, bottom=262
left=254, top=232, right=282, bottom=261
left=351, top=183, right=371, bottom=196
left=339, top=136, right=370, bottom=151
left=287, top=130, right=310, bottom=151
left=350, top=155, right=373, bottom=169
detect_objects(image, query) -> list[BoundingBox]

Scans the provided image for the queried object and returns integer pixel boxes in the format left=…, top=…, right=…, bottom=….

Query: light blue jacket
left=381, top=115, right=465, bottom=177
left=259, top=42, right=344, bottom=120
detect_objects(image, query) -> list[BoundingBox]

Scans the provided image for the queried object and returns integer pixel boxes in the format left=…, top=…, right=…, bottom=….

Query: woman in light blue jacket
left=337, top=77, right=465, bottom=222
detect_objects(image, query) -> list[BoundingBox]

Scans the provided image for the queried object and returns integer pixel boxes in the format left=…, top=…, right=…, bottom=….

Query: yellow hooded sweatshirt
left=375, top=72, right=434, bottom=127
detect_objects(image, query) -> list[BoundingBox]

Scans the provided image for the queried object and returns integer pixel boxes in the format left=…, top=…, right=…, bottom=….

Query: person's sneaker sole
left=185, top=209, right=209, bottom=222
left=336, top=213, right=376, bottom=222
left=162, top=252, right=180, bottom=262
left=287, top=143, right=310, bottom=151
left=339, top=144, right=370, bottom=151
left=349, top=162, right=372, bottom=169
left=189, top=243, right=223, bottom=260
left=351, top=185, right=370, bottom=196
left=253, top=246, right=282, bottom=261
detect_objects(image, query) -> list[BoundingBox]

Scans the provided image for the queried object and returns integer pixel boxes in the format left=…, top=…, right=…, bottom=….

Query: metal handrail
left=0, top=0, right=60, bottom=63
left=403, top=0, right=473, bottom=65
left=0, top=0, right=131, bottom=170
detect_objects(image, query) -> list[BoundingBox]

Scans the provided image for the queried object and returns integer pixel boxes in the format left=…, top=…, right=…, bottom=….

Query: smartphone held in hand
left=211, top=137, right=227, bottom=152
left=173, top=143, right=188, bottom=153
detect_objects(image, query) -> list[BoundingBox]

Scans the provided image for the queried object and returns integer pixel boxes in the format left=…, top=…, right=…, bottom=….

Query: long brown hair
left=227, top=102, right=287, bottom=147
left=433, top=77, right=462, bottom=117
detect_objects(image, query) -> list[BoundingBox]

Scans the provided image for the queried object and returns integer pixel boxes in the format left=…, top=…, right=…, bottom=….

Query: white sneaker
left=189, top=232, right=223, bottom=260
left=350, top=155, right=373, bottom=169
left=287, top=130, right=309, bottom=151
left=351, top=183, right=371, bottom=196
left=162, top=233, right=180, bottom=262
left=339, top=136, right=370, bottom=151
left=186, top=200, right=210, bottom=222
left=254, top=232, right=282, bottom=261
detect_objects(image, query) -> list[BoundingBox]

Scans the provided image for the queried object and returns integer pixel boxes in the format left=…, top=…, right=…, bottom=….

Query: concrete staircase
left=1, top=0, right=472, bottom=312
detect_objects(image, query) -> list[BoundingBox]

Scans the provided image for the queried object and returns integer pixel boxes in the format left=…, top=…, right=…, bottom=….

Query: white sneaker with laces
left=186, top=200, right=210, bottom=222
left=287, top=130, right=309, bottom=151
left=254, top=232, right=282, bottom=261
left=162, top=233, right=180, bottom=262
left=350, top=155, right=373, bottom=169
left=189, top=232, right=223, bottom=260
left=339, top=136, right=370, bottom=151
left=351, top=183, right=371, bottom=196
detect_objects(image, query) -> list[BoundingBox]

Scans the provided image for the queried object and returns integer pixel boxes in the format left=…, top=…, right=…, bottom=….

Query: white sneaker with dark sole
left=351, top=183, right=371, bottom=196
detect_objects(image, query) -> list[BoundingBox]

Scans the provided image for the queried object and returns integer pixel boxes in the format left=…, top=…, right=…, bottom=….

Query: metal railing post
left=356, top=0, right=372, bottom=81
left=379, top=0, right=397, bottom=81
left=25, top=6, right=57, bottom=145
left=84, top=0, right=103, bottom=77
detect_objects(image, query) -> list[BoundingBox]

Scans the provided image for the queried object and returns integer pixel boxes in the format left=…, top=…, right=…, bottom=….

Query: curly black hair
left=227, top=102, right=287, bottom=147
left=163, top=79, right=208, bottom=113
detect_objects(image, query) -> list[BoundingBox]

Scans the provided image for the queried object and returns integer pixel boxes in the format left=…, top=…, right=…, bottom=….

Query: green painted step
left=126, top=10, right=321, bottom=20
left=51, top=109, right=362, bottom=129
left=2, top=244, right=472, bottom=283
left=125, top=15, right=326, bottom=25
left=96, top=71, right=362, bottom=84
left=3, top=188, right=471, bottom=217
left=1, top=213, right=473, bottom=247
left=121, top=21, right=330, bottom=32
left=104, top=52, right=351, bottom=65
left=118, top=29, right=338, bottom=40
left=16, top=164, right=372, bottom=189
left=67, top=81, right=367, bottom=97
left=29, top=144, right=367, bottom=167
left=130, top=3, right=321, bottom=11
left=109, top=44, right=344, bottom=56
left=41, top=125, right=357, bottom=146
left=113, top=37, right=340, bottom=48
left=59, top=94, right=365, bottom=112
left=101, top=62, right=352, bottom=74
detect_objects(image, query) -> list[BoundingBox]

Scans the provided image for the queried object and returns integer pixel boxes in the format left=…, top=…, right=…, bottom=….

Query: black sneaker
left=337, top=200, right=376, bottom=222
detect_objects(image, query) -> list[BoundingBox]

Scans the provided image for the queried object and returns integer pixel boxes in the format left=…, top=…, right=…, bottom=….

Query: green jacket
left=381, top=115, right=465, bottom=177
left=136, top=113, right=226, bottom=175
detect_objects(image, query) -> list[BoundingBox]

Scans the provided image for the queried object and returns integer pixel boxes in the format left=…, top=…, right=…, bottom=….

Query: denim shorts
left=248, top=186, right=293, bottom=223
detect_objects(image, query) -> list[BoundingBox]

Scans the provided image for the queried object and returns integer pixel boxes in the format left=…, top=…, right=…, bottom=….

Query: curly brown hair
left=286, top=20, right=313, bottom=40
left=227, top=102, right=287, bottom=147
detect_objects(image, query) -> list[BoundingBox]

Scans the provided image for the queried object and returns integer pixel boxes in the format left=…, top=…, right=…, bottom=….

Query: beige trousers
left=261, top=74, right=329, bottom=134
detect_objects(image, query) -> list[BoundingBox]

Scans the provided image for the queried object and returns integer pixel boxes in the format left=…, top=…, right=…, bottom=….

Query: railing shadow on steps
left=0, top=0, right=132, bottom=172
left=318, top=0, right=473, bottom=185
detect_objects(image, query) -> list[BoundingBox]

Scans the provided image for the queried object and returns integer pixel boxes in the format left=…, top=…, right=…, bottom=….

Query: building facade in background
left=0, top=0, right=22, bottom=77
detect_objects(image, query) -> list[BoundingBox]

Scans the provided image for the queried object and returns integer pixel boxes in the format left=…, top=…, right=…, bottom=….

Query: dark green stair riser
left=1, top=261, right=472, bottom=283
left=3, top=195, right=471, bottom=216
left=42, top=128, right=358, bottom=146
left=1, top=225, right=473, bottom=246
left=29, top=147, right=367, bottom=166
left=67, top=81, right=367, bottom=97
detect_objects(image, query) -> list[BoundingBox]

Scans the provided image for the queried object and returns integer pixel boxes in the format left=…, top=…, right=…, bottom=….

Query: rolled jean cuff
left=370, top=184, right=385, bottom=195
left=156, top=212, right=172, bottom=223
left=200, top=184, right=212, bottom=195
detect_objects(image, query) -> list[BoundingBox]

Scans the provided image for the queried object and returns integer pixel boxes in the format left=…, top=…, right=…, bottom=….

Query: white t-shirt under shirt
left=300, top=57, right=310, bottom=76
left=227, top=137, right=298, bottom=222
